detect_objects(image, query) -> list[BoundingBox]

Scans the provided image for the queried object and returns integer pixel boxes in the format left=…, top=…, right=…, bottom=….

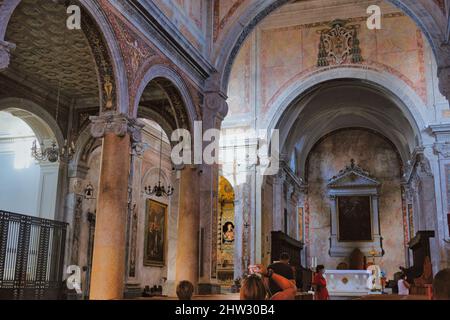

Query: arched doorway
left=0, top=109, right=60, bottom=219
left=217, top=176, right=236, bottom=288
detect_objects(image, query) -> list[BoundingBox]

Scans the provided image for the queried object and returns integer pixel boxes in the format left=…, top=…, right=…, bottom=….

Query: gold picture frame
left=144, top=199, right=167, bottom=267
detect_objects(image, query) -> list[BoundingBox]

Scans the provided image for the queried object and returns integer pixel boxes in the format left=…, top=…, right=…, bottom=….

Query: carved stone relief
left=317, top=19, right=362, bottom=67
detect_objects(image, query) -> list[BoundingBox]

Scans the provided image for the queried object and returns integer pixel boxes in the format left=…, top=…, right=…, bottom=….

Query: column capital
left=204, top=73, right=229, bottom=120
left=0, top=40, right=15, bottom=71
left=433, top=142, right=450, bottom=159
left=90, top=112, right=144, bottom=143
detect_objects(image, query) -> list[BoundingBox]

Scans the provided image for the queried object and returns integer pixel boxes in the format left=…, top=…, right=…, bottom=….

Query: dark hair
left=280, top=252, right=290, bottom=261
left=176, top=281, right=194, bottom=300
left=399, top=273, right=407, bottom=279
left=316, top=265, right=325, bottom=273
left=222, top=222, right=235, bottom=233
left=433, top=268, right=450, bottom=300
left=240, top=275, right=267, bottom=300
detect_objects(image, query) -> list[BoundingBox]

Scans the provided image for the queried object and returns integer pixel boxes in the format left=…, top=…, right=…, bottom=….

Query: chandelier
left=31, top=139, right=75, bottom=163
left=144, top=131, right=174, bottom=197
left=31, top=27, right=75, bottom=163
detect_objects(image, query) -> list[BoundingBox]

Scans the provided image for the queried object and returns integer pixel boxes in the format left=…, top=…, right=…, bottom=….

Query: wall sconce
left=84, top=183, right=96, bottom=200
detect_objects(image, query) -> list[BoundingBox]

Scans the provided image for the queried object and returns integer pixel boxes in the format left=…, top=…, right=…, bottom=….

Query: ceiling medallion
left=317, top=19, right=363, bottom=67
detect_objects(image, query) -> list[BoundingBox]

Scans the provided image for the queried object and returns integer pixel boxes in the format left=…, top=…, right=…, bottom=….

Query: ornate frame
left=328, top=160, right=383, bottom=257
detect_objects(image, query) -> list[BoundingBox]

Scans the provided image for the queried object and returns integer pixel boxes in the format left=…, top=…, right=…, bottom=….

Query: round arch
left=0, top=97, right=64, bottom=147
left=133, top=64, right=198, bottom=132
left=216, top=0, right=449, bottom=93
left=264, top=67, right=429, bottom=143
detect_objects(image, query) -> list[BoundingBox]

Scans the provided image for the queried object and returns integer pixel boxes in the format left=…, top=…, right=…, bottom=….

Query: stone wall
left=226, top=1, right=446, bottom=121
left=306, top=129, right=405, bottom=279
left=153, top=0, right=207, bottom=52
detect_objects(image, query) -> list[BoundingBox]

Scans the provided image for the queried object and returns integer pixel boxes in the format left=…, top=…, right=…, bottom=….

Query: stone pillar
left=164, top=167, right=182, bottom=297
left=175, top=165, right=200, bottom=289
left=233, top=185, right=244, bottom=279
left=438, top=65, right=450, bottom=105
left=0, top=40, right=15, bottom=71
left=197, top=74, right=228, bottom=294
left=88, top=112, right=141, bottom=300
left=124, top=128, right=146, bottom=299
left=430, top=125, right=450, bottom=270
left=272, top=171, right=285, bottom=231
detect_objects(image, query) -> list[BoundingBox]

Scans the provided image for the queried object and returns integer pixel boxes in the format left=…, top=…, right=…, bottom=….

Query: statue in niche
left=222, top=221, right=235, bottom=244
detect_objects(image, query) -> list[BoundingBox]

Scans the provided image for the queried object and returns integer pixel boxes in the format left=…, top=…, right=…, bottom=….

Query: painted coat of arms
left=317, top=19, right=362, bottom=66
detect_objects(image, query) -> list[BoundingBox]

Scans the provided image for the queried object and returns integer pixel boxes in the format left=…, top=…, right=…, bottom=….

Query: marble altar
left=324, top=270, right=372, bottom=297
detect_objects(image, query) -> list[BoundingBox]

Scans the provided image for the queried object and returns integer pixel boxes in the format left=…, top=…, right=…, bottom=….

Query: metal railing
left=0, top=210, right=67, bottom=300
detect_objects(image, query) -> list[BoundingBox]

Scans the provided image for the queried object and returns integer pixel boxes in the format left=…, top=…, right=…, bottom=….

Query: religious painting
left=144, top=199, right=167, bottom=267
left=222, top=221, right=235, bottom=244
left=337, top=196, right=372, bottom=241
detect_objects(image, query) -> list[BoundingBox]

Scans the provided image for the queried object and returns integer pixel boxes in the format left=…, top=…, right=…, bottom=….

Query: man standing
left=268, top=252, right=295, bottom=296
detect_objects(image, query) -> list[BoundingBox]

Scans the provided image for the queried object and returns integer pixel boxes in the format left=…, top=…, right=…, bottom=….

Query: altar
left=324, top=270, right=372, bottom=297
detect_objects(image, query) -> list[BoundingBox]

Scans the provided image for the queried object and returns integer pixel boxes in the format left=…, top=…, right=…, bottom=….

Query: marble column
left=197, top=74, right=228, bottom=294
left=88, top=112, right=141, bottom=300
left=0, top=40, right=15, bottom=71
left=175, top=165, right=200, bottom=289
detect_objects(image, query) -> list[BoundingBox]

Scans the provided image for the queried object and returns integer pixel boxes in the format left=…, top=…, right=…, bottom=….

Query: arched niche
left=217, top=176, right=236, bottom=286
left=0, top=108, right=60, bottom=220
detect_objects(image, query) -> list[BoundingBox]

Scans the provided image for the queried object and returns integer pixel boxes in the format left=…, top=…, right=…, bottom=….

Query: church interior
left=0, top=0, right=450, bottom=301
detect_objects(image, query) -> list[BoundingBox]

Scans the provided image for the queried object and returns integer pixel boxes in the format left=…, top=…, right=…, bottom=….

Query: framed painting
left=144, top=199, right=167, bottom=267
left=337, top=196, right=372, bottom=241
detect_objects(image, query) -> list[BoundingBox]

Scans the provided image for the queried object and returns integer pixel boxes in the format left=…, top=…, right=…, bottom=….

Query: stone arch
left=260, top=68, right=430, bottom=173
left=0, top=97, right=64, bottom=147
left=0, top=97, right=63, bottom=220
left=133, top=64, right=198, bottom=132
left=0, top=0, right=129, bottom=114
left=69, top=124, right=102, bottom=178
left=141, top=166, right=171, bottom=191
left=216, top=0, right=449, bottom=93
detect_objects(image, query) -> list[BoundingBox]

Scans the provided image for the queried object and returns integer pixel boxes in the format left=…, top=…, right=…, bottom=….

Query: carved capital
left=131, top=142, right=149, bottom=157
left=90, top=112, right=145, bottom=143
left=434, top=142, right=450, bottom=158
left=0, top=40, right=16, bottom=71
left=204, top=73, right=229, bottom=119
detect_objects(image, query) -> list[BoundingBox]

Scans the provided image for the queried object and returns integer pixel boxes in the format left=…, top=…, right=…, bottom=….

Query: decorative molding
left=81, top=8, right=116, bottom=112
left=89, top=112, right=144, bottom=143
left=0, top=40, right=15, bottom=71
left=328, top=160, right=382, bottom=257
left=317, top=19, right=362, bottom=67
left=434, top=142, right=450, bottom=158
left=328, top=159, right=380, bottom=189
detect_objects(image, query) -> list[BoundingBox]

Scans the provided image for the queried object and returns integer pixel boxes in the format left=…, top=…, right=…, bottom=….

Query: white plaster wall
left=0, top=111, right=41, bottom=216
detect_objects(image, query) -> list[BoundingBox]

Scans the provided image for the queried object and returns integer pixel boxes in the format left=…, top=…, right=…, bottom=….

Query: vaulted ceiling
left=2, top=0, right=99, bottom=105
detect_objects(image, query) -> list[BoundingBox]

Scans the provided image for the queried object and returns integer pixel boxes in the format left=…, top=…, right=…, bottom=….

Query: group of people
left=175, top=253, right=450, bottom=300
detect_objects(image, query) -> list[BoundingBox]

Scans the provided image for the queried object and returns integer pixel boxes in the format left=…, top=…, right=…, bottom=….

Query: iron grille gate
left=0, top=210, right=67, bottom=300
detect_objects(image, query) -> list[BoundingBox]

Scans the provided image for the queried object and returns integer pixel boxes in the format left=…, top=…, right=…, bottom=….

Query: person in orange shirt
left=313, top=265, right=330, bottom=300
